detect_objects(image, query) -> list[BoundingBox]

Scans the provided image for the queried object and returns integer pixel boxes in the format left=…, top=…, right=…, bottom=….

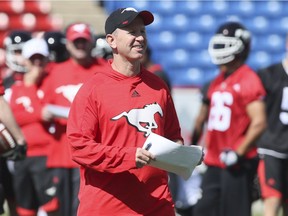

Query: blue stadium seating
left=103, top=0, right=288, bottom=87
left=229, top=1, right=255, bottom=18
left=174, top=1, right=203, bottom=16
left=273, top=17, right=288, bottom=35
left=164, top=14, right=190, bottom=32
left=203, top=0, right=229, bottom=16
left=146, top=13, right=165, bottom=32
left=149, top=1, right=177, bottom=15
left=247, top=51, right=272, bottom=71
left=254, top=1, right=284, bottom=18
left=177, top=31, right=209, bottom=50
left=148, top=30, right=176, bottom=50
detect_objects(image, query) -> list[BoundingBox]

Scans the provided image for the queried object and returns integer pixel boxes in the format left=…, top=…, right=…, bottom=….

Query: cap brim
left=139, top=10, right=154, bottom=26
left=24, top=51, right=49, bottom=59
left=68, top=33, right=92, bottom=42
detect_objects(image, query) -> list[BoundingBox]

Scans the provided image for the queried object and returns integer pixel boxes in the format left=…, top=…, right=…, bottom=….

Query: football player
left=7, top=38, right=60, bottom=216
left=257, top=37, right=288, bottom=216
left=193, top=21, right=267, bottom=216
left=3, top=30, right=32, bottom=88
left=0, top=68, right=27, bottom=215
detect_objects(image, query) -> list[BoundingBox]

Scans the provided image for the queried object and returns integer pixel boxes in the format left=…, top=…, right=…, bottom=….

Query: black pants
left=0, top=157, right=14, bottom=214
left=54, top=167, right=80, bottom=216
left=193, top=158, right=258, bottom=216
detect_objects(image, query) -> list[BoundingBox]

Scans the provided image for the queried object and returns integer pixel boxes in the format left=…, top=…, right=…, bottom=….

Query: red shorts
left=258, top=154, right=288, bottom=201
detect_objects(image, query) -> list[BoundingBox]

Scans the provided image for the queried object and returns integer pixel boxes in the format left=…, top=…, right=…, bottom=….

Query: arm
left=67, top=84, right=142, bottom=173
left=236, top=100, right=267, bottom=156
left=0, top=96, right=26, bottom=145
left=191, top=81, right=211, bottom=145
left=0, top=96, right=27, bottom=160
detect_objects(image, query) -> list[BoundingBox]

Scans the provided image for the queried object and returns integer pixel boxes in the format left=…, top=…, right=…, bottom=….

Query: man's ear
left=106, top=34, right=116, bottom=49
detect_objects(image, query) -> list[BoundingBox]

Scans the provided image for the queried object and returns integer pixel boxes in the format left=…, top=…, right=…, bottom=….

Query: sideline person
left=193, top=21, right=266, bottom=216
left=257, top=37, right=288, bottom=216
left=6, top=38, right=60, bottom=216
left=66, top=7, right=189, bottom=216
left=0, top=59, right=27, bottom=216
left=42, top=22, right=108, bottom=216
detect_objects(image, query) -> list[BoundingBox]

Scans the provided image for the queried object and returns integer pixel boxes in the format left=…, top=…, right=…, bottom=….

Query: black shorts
left=53, top=167, right=80, bottom=216
left=0, top=159, right=5, bottom=214
left=258, top=154, right=288, bottom=201
left=194, top=158, right=258, bottom=216
left=13, top=156, right=59, bottom=215
left=0, top=157, right=15, bottom=214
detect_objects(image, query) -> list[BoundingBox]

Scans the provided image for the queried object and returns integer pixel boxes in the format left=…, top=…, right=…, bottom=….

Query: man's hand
left=135, top=148, right=155, bottom=168
left=219, top=150, right=241, bottom=167
left=6, top=143, right=27, bottom=161
left=41, top=106, right=54, bottom=122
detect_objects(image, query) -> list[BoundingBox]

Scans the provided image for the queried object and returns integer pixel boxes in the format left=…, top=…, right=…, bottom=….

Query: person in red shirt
left=1, top=30, right=31, bottom=216
left=7, top=38, right=60, bottom=216
left=193, top=22, right=267, bottom=216
left=66, top=7, right=188, bottom=216
left=41, top=22, right=109, bottom=216
left=0, top=71, right=27, bottom=216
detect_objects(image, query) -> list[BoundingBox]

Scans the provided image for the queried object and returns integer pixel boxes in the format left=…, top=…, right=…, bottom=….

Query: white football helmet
left=208, top=21, right=251, bottom=65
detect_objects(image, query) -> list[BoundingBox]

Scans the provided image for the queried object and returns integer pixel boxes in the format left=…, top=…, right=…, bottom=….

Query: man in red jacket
left=66, top=7, right=187, bottom=216
left=42, top=22, right=108, bottom=216
left=7, top=38, right=60, bottom=216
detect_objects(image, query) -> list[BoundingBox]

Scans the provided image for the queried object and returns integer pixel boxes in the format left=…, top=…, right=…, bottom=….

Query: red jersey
left=205, top=65, right=265, bottom=167
left=42, top=58, right=108, bottom=168
left=66, top=63, right=183, bottom=215
left=0, top=76, right=4, bottom=95
left=8, top=81, right=52, bottom=156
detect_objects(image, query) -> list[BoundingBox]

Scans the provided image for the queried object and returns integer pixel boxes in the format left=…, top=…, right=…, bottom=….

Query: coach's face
left=111, top=17, right=147, bottom=61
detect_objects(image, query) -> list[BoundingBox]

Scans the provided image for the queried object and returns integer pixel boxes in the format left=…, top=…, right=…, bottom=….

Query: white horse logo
left=112, top=103, right=163, bottom=137
left=16, top=96, right=34, bottom=113
left=55, top=84, right=83, bottom=103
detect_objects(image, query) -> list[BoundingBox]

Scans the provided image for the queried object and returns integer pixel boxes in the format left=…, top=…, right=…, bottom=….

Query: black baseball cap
left=105, top=7, right=154, bottom=35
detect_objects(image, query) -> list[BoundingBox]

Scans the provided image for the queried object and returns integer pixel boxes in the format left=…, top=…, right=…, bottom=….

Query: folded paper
left=47, top=104, right=70, bottom=119
left=143, top=132, right=203, bottom=180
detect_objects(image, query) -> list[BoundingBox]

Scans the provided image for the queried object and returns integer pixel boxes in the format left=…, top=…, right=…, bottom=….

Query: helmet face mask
left=208, top=22, right=251, bottom=65
left=4, top=31, right=32, bottom=73
left=92, top=34, right=113, bottom=60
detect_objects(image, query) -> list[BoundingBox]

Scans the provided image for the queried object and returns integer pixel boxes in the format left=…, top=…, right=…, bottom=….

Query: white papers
left=143, top=133, right=203, bottom=180
left=46, top=104, right=70, bottom=119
